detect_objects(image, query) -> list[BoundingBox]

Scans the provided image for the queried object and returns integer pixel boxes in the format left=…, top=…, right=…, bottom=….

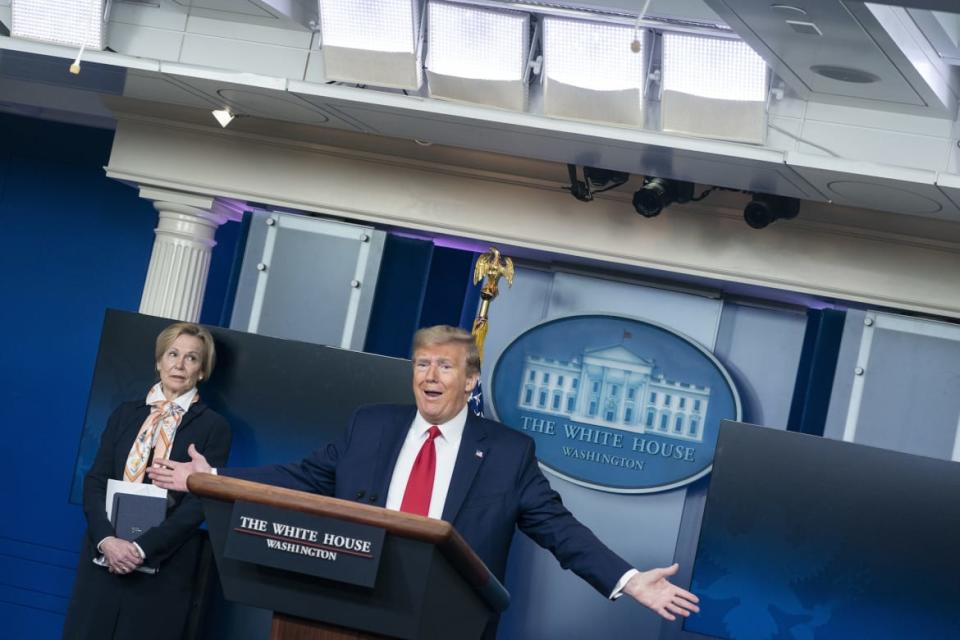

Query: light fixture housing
left=425, top=1, right=531, bottom=111
left=212, top=108, right=235, bottom=128
left=318, top=0, right=422, bottom=90
left=660, top=33, right=769, bottom=144
left=542, top=16, right=645, bottom=126
left=11, top=0, right=109, bottom=50
left=743, top=193, right=800, bottom=229
left=633, top=178, right=695, bottom=218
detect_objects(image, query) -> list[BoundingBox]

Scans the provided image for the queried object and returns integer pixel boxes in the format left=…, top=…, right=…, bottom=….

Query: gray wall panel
left=258, top=225, right=357, bottom=342
left=229, top=212, right=383, bottom=350
left=547, top=271, right=723, bottom=348
left=229, top=210, right=272, bottom=332
left=486, top=266, right=724, bottom=639
left=713, top=302, right=807, bottom=427
left=841, top=313, right=960, bottom=460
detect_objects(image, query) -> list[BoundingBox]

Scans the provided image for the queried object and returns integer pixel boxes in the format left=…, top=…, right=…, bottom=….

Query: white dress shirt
left=384, top=405, right=468, bottom=520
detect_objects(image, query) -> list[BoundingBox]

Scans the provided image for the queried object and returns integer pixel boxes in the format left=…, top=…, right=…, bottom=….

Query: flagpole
left=468, top=247, right=514, bottom=416
left=471, top=247, right=514, bottom=362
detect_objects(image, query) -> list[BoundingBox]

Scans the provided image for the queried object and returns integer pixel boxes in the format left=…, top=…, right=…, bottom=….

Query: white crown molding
left=105, top=115, right=960, bottom=319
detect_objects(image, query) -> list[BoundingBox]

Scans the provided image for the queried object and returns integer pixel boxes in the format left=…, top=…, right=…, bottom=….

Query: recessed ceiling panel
left=172, top=0, right=275, bottom=19
left=703, top=0, right=926, bottom=104
left=123, top=70, right=221, bottom=110
left=788, top=151, right=960, bottom=218
left=171, top=75, right=364, bottom=131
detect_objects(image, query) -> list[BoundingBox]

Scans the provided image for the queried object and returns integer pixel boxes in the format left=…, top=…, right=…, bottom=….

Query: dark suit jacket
left=223, top=404, right=630, bottom=596
left=64, top=399, right=232, bottom=640
left=80, top=399, right=233, bottom=566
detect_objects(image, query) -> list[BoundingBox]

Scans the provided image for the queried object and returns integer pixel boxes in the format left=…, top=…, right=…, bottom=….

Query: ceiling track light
left=565, top=164, right=629, bottom=202
left=743, top=193, right=800, bottom=229
left=632, top=177, right=694, bottom=217
left=211, top=108, right=236, bottom=128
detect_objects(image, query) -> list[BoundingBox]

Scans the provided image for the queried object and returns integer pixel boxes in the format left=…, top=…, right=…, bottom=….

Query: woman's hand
left=100, top=537, right=143, bottom=575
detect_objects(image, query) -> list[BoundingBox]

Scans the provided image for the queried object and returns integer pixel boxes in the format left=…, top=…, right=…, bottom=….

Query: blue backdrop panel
left=419, top=245, right=476, bottom=329
left=788, top=309, right=846, bottom=436
left=364, top=235, right=434, bottom=358
left=686, top=422, right=960, bottom=640
left=201, top=211, right=248, bottom=327
left=72, top=310, right=416, bottom=499
left=0, top=114, right=157, bottom=634
left=72, top=310, right=417, bottom=637
left=0, top=112, right=245, bottom=639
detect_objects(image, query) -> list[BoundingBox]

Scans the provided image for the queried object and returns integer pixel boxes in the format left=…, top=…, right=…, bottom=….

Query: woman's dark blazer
left=63, top=398, right=231, bottom=640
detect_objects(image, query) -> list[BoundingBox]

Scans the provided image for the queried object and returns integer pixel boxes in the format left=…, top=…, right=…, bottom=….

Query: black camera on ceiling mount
left=743, top=193, right=800, bottom=229
left=632, top=177, right=696, bottom=217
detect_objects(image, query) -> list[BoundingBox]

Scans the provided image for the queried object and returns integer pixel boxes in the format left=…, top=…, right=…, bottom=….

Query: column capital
left=138, top=185, right=246, bottom=224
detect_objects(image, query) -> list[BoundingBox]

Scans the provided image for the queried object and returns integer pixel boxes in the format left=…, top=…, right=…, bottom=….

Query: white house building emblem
left=491, top=315, right=741, bottom=493
left=518, top=345, right=711, bottom=442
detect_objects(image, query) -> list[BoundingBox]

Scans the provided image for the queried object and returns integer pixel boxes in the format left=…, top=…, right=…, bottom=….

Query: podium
left=189, top=474, right=509, bottom=640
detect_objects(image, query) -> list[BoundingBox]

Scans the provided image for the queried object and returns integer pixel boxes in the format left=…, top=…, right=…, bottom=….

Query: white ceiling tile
left=789, top=151, right=960, bottom=218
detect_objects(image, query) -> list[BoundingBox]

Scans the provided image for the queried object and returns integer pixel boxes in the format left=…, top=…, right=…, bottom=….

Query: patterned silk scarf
left=123, top=383, right=198, bottom=483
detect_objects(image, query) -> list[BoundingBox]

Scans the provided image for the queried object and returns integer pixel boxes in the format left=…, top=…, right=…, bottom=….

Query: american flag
left=468, top=378, right=484, bottom=417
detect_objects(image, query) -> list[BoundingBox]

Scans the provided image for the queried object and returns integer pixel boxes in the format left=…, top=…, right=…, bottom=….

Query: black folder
left=111, top=492, right=166, bottom=542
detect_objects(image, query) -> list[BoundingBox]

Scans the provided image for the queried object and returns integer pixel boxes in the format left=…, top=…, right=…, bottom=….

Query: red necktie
left=400, top=425, right=442, bottom=516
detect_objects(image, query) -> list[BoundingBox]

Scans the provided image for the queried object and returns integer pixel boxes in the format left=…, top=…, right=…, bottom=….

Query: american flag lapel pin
left=475, top=449, right=484, bottom=459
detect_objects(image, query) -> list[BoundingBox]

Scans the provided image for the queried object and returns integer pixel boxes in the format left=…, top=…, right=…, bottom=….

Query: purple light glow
left=387, top=231, right=850, bottom=313
left=391, top=230, right=495, bottom=254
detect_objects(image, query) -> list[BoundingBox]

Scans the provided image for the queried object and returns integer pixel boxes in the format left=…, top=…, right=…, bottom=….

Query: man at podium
left=150, top=325, right=699, bottom=625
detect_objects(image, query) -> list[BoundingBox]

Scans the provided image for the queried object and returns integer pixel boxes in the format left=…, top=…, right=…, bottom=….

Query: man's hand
left=100, top=537, right=143, bottom=575
left=147, top=443, right=211, bottom=492
left=624, top=563, right=700, bottom=621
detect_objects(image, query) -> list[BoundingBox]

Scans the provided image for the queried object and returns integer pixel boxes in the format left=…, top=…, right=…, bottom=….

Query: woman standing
left=63, top=322, right=232, bottom=639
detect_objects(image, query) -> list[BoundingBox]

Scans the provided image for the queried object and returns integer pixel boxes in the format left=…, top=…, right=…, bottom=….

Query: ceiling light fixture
left=318, top=0, right=422, bottom=90
left=660, top=33, right=769, bottom=143
left=425, top=1, right=531, bottom=111
left=632, top=177, right=695, bottom=217
left=542, top=16, right=645, bottom=126
left=212, top=108, right=236, bottom=128
left=743, top=193, right=800, bottom=229
left=11, top=0, right=109, bottom=50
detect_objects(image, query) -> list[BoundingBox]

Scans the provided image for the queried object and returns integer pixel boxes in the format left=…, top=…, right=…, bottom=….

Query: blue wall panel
left=0, top=113, right=242, bottom=639
left=788, top=309, right=846, bottom=436
left=363, top=234, right=434, bottom=358
left=419, top=245, right=475, bottom=329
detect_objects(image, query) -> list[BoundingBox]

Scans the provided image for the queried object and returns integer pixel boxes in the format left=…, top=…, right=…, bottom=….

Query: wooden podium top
left=189, top=473, right=509, bottom=612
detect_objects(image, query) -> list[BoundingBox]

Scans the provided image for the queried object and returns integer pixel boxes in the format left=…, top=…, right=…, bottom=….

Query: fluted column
left=138, top=187, right=243, bottom=322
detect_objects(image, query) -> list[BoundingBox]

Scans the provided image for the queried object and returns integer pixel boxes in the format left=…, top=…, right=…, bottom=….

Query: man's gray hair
left=412, top=325, right=480, bottom=376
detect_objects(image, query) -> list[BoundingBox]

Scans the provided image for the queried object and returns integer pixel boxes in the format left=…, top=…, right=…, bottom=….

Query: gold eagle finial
left=473, top=247, right=514, bottom=297
left=471, top=247, right=514, bottom=362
